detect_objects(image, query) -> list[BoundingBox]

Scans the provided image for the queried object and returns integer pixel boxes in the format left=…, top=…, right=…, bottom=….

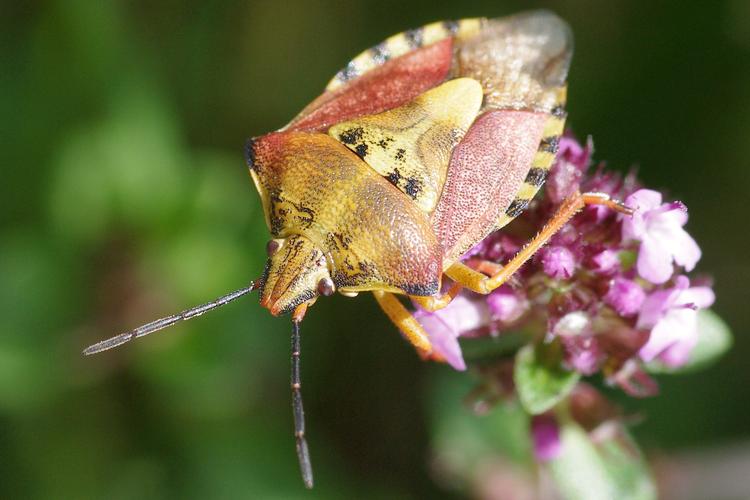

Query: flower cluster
left=414, top=133, right=714, bottom=392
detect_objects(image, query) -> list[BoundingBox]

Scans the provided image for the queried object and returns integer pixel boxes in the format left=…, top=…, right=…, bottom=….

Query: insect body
left=84, top=11, right=632, bottom=488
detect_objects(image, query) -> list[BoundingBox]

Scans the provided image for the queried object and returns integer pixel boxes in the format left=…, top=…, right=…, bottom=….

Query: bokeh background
left=2, top=1, right=749, bottom=498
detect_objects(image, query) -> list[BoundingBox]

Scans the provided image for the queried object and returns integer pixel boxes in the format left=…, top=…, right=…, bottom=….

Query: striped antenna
left=82, top=282, right=259, bottom=356
left=291, top=304, right=314, bottom=488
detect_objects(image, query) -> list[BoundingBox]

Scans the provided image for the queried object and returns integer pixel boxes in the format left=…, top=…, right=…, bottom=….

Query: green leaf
left=647, top=309, right=733, bottom=374
left=428, top=370, right=533, bottom=485
left=549, top=421, right=655, bottom=500
left=514, top=343, right=580, bottom=415
left=598, top=430, right=656, bottom=500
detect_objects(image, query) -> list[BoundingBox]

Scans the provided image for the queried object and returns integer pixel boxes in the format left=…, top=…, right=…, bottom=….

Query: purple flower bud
left=541, top=246, right=576, bottom=279
left=609, top=359, right=659, bottom=398
left=563, top=336, right=604, bottom=375
left=553, top=311, right=591, bottom=337
left=604, top=278, right=646, bottom=317
left=531, top=414, right=562, bottom=462
left=591, top=249, right=620, bottom=275
left=486, top=287, right=527, bottom=323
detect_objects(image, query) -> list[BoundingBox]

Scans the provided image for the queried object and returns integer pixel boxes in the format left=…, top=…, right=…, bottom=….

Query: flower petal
left=658, top=336, right=697, bottom=368
left=622, top=189, right=663, bottom=241
left=639, top=308, right=696, bottom=362
left=636, top=278, right=687, bottom=330
left=637, top=236, right=675, bottom=284
left=415, top=314, right=466, bottom=371
left=626, top=189, right=663, bottom=211
left=669, top=228, right=702, bottom=271
left=438, top=295, right=491, bottom=333
left=678, top=286, right=715, bottom=310
left=414, top=295, right=491, bottom=371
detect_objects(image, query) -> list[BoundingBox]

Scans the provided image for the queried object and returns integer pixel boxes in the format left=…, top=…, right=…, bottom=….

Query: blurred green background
left=2, top=1, right=749, bottom=498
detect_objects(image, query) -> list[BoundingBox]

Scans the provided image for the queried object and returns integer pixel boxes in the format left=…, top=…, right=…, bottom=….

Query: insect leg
left=410, top=282, right=463, bottom=312
left=411, top=257, right=511, bottom=312
left=468, top=259, right=504, bottom=276
left=446, top=191, right=633, bottom=294
left=373, top=290, right=432, bottom=354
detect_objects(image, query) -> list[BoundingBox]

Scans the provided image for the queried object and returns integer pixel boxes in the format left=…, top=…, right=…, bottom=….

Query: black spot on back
left=377, top=137, right=393, bottom=149
left=355, top=143, right=369, bottom=158
left=339, top=127, right=364, bottom=145
left=386, top=168, right=402, bottom=187
left=404, top=177, right=422, bottom=199
left=394, top=148, right=406, bottom=162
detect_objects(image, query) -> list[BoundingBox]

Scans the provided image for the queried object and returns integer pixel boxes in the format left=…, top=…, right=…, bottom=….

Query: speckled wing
left=328, top=78, right=483, bottom=213
left=431, top=10, right=572, bottom=263
left=286, top=19, right=482, bottom=132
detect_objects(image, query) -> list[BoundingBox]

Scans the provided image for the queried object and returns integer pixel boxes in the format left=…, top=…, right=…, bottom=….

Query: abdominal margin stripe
left=496, top=86, right=568, bottom=230
left=326, top=19, right=482, bottom=91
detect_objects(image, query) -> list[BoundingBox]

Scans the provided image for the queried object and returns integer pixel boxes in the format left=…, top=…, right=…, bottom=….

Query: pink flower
left=563, top=335, right=604, bottom=375
left=541, top=246, right=576, bottom=279
left=414, top=296, right=490, bottom=371
left=486, top=287, right=527, bottom=323
left=591, top=249, right=620, bottom=275
left=418, top=133, right=721, bottom=394
left=553, top=311, right=592, bottom=337
left=637, top=276, right=715, bottom=367
left=531, top=414, right=562, bottom=461
left=604, top=278, right=646, bottom=317
left=621, top=189, right=701, bottom=284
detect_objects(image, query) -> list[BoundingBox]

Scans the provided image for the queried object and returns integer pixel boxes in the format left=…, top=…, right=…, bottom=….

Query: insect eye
left=317, top=277, right=335, bottom=296
left=266, top=239, right=281, bottom=256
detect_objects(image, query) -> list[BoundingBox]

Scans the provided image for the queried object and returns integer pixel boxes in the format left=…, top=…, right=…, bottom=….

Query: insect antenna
left=82, top=281, right=260, bottom=356
left=291, top=304, right=314, bottom=488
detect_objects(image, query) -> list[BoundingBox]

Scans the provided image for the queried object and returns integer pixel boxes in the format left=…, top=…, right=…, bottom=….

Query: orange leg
left=437, top=191, right=632, bottom=299
left=468, top=259, right=504, bottom=276
left=373, top=290, right=432, bottom=355
left=411, top=259, right=505, bottom=312
left=411, top=282, right=464, bottom=312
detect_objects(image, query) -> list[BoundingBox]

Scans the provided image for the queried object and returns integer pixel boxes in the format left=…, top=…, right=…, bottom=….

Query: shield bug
left=84, top=10, right=633, bottom=488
